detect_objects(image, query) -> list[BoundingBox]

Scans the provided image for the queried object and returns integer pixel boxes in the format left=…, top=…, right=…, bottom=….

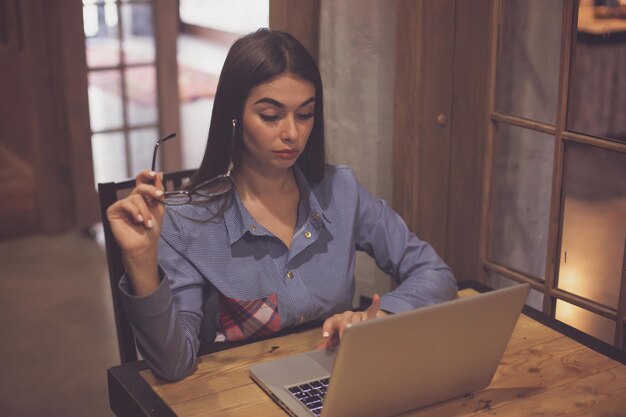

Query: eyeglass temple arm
left=151, top=133, right=177, bottom=172
left=227, top=120, right=237, bottom=175
left=151, top=120, right=232, bottom=175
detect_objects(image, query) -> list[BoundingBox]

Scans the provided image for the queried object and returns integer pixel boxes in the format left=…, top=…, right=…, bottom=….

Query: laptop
left=249, top=283, right=530, bottom=417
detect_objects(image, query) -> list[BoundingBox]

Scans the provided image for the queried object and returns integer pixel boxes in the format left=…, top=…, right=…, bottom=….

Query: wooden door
left=0, top=0, right=97, bottom=236
left=0, top=0, right=180, bottom=238
left=393, top=0, right=491, bottom=282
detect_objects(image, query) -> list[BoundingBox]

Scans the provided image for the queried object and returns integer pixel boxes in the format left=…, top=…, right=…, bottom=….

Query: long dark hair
left=187, top=28, right=326, bottom=190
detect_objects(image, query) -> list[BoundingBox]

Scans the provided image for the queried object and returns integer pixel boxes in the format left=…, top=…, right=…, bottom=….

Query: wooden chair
left=98, top=169, right=196, bottom=363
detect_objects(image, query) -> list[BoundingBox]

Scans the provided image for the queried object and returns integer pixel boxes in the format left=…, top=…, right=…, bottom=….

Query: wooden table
left=108, top=288, right=626, bottom=416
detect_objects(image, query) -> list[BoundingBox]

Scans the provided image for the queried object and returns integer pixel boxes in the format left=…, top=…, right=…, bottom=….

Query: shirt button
left=286, top=271, right=294, bottom=279
left=304, top=231, right=312, bottom=239
left=312, top=212, right=321, bottom=220
left=249, top=224, right=256, bottom=230
left=298, top=316, right=305, bottom=324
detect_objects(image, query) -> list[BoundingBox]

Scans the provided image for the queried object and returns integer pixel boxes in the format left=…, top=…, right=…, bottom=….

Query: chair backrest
left=98, top=169, right=196, bottom=363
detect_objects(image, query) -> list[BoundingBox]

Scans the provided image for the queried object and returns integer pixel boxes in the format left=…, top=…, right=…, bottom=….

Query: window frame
left=479, top=0, right=626, bottom=350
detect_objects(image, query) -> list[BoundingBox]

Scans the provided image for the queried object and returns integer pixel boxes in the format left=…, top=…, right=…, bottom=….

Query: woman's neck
left=234, top=161, right=298, bottom=200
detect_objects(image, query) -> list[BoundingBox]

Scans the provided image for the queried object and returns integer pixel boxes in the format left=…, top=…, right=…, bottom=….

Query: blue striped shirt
left=120, top=165, right=457, bottom=381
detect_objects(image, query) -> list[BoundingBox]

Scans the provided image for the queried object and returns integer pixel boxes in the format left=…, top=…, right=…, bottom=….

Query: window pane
left=489, top=123, right=554, bottom=278
left=88, top=70, right=124, bottom=132
left=567, top=3, right=626, bottom=143
left=91, top=132, right=128, bottom=186
left=179, top=0, right=269, bottom=34
left=484, top=271, right=544, bottom=311
left=495, top=0, right=563, bottom=125
left=558, top=142, right=626, bottom=310
left=121, top=3, right=155, bottom=65
left=555, top=300, right=615, bottom=345
left=84, top=3, right=121, bottom=68
left=125, top=66, right=157, bottom=125
left=129, top=128, right=157, bottom=174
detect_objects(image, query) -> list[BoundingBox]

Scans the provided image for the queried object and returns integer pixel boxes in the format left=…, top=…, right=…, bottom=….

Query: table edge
left=108, top=360, right=177, bottom=417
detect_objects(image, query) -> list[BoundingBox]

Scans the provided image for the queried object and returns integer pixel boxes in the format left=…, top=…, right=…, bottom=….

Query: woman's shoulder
left=307, top=164, right=360, bottom=204
left=320, top=164, right=359, bottom=185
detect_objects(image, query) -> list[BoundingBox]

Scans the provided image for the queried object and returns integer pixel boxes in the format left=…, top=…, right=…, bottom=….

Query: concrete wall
left=319, top=1, right=396, bottom=303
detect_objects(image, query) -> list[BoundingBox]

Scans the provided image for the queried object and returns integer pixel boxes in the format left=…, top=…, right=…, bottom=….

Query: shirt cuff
left=119, top=269, right=173, bottom=318
left=379, top=294, right=417, bottom=314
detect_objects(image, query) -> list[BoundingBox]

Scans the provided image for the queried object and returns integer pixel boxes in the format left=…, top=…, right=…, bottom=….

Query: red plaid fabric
left=217, top=292, right=281, bottom=342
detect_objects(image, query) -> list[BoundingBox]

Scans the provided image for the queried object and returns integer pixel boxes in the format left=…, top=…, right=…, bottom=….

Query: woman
left=107, top=29, right=457, bottom=381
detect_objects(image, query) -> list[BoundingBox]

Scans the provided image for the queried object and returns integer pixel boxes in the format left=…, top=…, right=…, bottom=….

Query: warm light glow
left=555, top=300, right=615, bottom=345
left=557, top=262, right=585, bottom=296
left=558, top=198, right=625, bottom=310
left=556, top=143, right=625, bottom=345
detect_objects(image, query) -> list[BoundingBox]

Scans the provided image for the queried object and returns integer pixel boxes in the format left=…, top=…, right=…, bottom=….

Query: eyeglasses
left=151, top=120, right=236, bottom=206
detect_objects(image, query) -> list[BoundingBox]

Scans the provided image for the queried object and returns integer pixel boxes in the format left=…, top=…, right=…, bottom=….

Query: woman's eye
left=260, top=114, right=280, bottom=122
left=297, top=113, right=314, bottom=120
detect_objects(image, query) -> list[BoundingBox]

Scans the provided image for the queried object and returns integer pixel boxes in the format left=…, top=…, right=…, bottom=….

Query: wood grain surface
left=140, top=289, right=626, bottom=416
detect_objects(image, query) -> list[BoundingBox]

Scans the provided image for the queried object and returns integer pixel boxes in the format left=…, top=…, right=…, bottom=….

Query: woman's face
left=240, top=73, right=315, bottom=175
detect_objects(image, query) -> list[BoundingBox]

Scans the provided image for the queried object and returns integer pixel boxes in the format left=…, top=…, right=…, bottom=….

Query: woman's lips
left=273, top=149, right=299, bottom=159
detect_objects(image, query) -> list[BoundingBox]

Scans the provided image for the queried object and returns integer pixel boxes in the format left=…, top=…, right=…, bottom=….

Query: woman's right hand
left=106, top=170, right=165, bottom=296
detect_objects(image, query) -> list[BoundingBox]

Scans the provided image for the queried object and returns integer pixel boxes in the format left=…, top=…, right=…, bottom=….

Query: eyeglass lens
left=162, top=193, right=191, bottom=206
left=161, top=177, right=233, bottom=206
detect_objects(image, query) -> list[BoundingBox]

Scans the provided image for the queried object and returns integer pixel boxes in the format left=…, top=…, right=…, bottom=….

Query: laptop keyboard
left=286, top=377, right=330, bottom=416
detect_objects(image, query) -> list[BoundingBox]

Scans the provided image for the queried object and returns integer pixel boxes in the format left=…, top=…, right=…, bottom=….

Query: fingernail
left=149, top=171, right=156, bottom=177
left=147, top=219, right=153, bottom=229
left=323, top=331, right=329, bottom=338
left=346, top=323, right=353, bottom=328
left=137, top=214, right=144, bottom=222
left=155, top=190, right=163, bottom=197
left=159, top=172, right=164, bottom=180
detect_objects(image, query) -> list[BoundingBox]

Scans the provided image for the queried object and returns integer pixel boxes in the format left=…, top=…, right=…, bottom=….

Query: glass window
left=179, top=0, right=269, bottom=34
left=129, top=128, right=158, bottom=174
left=88, top=70, right=124, bottom=132
left=485, top=0, right=626, bottom=350
left=555, top=299, right=616, bottom=345
left=485, top=271, right=544, bottom=311
left=84, top=1, right=121, bottom=68
left=125, top=66, right=158, bottom=126
left=495, top=0, right=563, bottom=125
left=558, top=142, right=626, bottom=310
left=84, top=0, right=160, bottom=185
left=91, top=131, right=128, bottom=185
left=176, top=1, right=268, bottom=169
left=567, top=1, right=626, bottom=143
left=121, top=3, right=155, bottom=65
left=489, top=122, right=554, bottom=278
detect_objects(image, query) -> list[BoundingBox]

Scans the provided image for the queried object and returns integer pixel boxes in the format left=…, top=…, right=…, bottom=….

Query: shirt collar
left=292, top=164, right=328, bottom=228
left=222, top=164, right=329, bottom=245
left=223, top=189, right=255, bottom=245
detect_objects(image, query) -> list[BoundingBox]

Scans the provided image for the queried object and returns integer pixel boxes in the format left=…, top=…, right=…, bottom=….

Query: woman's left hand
left=317, top=294, right=388, bottom=349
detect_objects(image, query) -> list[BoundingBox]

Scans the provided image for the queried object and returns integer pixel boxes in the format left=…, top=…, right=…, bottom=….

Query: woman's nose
left=280, top=116, right=298, bottom=143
